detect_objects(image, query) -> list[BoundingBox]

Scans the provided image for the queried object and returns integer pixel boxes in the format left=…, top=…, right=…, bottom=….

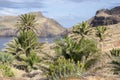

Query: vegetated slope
left=67, top=6, right=120, bottom=35
left=0, top=12, right=65, bottom=37
left=67, top=6, right=120, bottom=52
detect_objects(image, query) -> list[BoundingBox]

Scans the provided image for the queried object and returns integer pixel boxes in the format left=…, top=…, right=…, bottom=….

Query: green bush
left=0, top=64, right=14, bottom=77
left=13, top=50, right=39, bottom=72
left=4, top=13, right=39, bottom=72
left=72, top=21, right=91, bottom=38
left=47, top=57, right=85, bottom=80
left=109, top=48, right=120, bottom=75
left=96, top=26, right=107, bottom=41
left=0, top=51, right=14, bottom=64
left=26, top=50, right=39, bottom=71
left=4, top=30, right=38, bottom=57
left=55, top=37, right=99, bottom=69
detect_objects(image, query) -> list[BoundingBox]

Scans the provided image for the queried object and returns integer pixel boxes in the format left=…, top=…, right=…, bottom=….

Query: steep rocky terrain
left=89, top=6, right=120, bottom=27
left=0, top=12, right=65, bottom=37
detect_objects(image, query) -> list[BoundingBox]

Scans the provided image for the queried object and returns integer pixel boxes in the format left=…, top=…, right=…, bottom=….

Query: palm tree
left=96, top=26, right=107, bottom=52
left=17, top=13, right=37, bottom=32
left=4, top=30, right=38, bottom=57
left=109, top=49, right=120, bottom=74
left=73, top=21, right=91, bottom=39
left=4, top=13, right=39, bottom=71
left=96, top=26, right=107, bottom=42
left=55, top=37, right=99, bottom=69
left=4, top=13, right=38, bottom=56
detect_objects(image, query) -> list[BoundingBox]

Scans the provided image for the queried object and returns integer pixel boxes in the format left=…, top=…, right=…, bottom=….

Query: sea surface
left=0, top=37, right=61, bottom=50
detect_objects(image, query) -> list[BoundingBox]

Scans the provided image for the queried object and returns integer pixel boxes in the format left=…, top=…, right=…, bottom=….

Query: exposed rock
left=22, top=70, right=47, bottom=80
left=0, top=77, right=26, bottom=80
left=61, top=75, right=116, bottom=80
left=89, top=6, right=120, bottom=27
left=0, top=12, right=65, bottom=37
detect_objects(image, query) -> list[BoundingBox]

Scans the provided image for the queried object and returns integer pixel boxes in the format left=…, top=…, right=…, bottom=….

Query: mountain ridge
left=89, top=6, right=120, bottom=27
left=0, top=11, right=65, bottom=37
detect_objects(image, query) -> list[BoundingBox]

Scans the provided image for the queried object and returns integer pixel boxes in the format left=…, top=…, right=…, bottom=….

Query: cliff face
left=89, top=6, right=120, bottom=27
left=0, top=12, right=65, bottom=37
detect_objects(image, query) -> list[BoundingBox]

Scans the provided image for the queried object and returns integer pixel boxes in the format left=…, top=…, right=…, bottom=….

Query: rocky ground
left=1, top=42, right=120, bottom=80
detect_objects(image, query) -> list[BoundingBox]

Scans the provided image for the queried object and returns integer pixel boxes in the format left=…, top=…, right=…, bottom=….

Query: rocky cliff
left=0, top=12, right=65, bottom=37
left=89, top=6, right=120, bottom=27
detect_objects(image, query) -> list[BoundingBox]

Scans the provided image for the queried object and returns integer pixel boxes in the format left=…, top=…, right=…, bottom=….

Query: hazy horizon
left=0, top=0, right=120, bottom=28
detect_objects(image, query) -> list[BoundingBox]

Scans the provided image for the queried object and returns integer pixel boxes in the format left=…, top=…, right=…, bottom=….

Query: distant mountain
left=0, top=12, right=65, bottom=37
left=89, top=6, right=120, bottom=27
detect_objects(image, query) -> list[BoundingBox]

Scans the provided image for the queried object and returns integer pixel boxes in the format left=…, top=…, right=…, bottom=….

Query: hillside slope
left=0, top=12, right=65, bottom=37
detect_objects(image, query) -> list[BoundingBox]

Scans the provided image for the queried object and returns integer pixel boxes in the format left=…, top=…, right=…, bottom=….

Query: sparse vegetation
left=0, top=51, right=14, bottom=77
left=0, top=51, right=14, bottom=64
left=55, top=36, right=99, bottom=70
left=109, top=48, right=120, bottom=75
left=47, top=57, right=85, bottom=80
left=4, top=13, right=39, bottom=72
left=0, top=64, right=14, bottom=77
left=96, top=26, right=107, bottom=41
left=73, top=22, right=91, bottom=39
left=0, top=12, right=119, bottom=80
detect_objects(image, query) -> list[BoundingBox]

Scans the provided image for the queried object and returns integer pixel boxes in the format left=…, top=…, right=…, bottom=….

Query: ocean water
left=0, top=37, right=60, bottom=50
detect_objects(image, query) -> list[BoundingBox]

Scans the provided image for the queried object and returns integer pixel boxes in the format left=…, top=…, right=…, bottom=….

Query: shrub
left=4, top=30, right=38, bottom=57
left=47, top=57, right=85, bottom=80
left=0, top=52, right=14, bottom=77
left=72, top=22, right=91, bottom=38
left=109, top=48, right=120, bottom=75
left=96, top=26, right=107, bottom=41
left=13, top=50, right=39, bottom=72
left=26, top=50, right=39, bottom=72
left=0, top=51, right=14, bottom=64
left=4, top=13, right=39, bottom=72
left=0, top=64, right=14, bottom=77
left=55, top=37, right=99, bottom=69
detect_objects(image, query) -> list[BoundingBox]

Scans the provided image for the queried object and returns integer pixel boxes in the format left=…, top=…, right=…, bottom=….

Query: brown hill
left=89, top=6, right=120, bottom=27
left=0, top=12, right=65, bottom=37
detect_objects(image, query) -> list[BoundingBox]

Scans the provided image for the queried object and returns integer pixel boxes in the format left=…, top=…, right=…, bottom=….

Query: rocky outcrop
left=89, top=6, right=120, bottom=27
left=0, top=12, right=65, bottom=37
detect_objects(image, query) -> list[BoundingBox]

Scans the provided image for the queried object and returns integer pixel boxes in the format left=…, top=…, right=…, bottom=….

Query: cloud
left=0, top=8, right=17, bottom=15
left=0, top=0, right=45, bottom=15
left=0, top=0, right=44, bottom=9
left=68, top=0, right=102, bottom=3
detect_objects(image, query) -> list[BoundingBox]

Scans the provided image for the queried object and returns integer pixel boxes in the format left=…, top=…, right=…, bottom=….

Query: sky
left=0, top=0, right=120, bottom=28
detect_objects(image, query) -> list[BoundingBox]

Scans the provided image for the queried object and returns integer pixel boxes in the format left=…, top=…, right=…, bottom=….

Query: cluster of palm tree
left=4, top=13, right=39, bottom=72
left=72, top=21, right=107, bottom=42
left=49, top=22, right=108, bottom=79
left=1, top=14, right=109, bottom=79
left=72, top=22, right=91, bottom=41
left=72, top=22, right=120, bottom=78
left=55, top=37, right=99, bottom=68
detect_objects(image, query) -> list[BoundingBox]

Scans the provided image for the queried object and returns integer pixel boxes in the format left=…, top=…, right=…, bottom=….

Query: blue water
left=0, top=37, right=60, bottom=50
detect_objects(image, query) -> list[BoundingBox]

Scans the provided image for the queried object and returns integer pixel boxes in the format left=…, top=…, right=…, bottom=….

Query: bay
left=0, top=37, right=61, bottom=50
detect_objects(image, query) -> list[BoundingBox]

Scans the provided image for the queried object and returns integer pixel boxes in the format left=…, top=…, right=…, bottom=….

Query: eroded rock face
left=89, top=6, right=120, bottom=27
